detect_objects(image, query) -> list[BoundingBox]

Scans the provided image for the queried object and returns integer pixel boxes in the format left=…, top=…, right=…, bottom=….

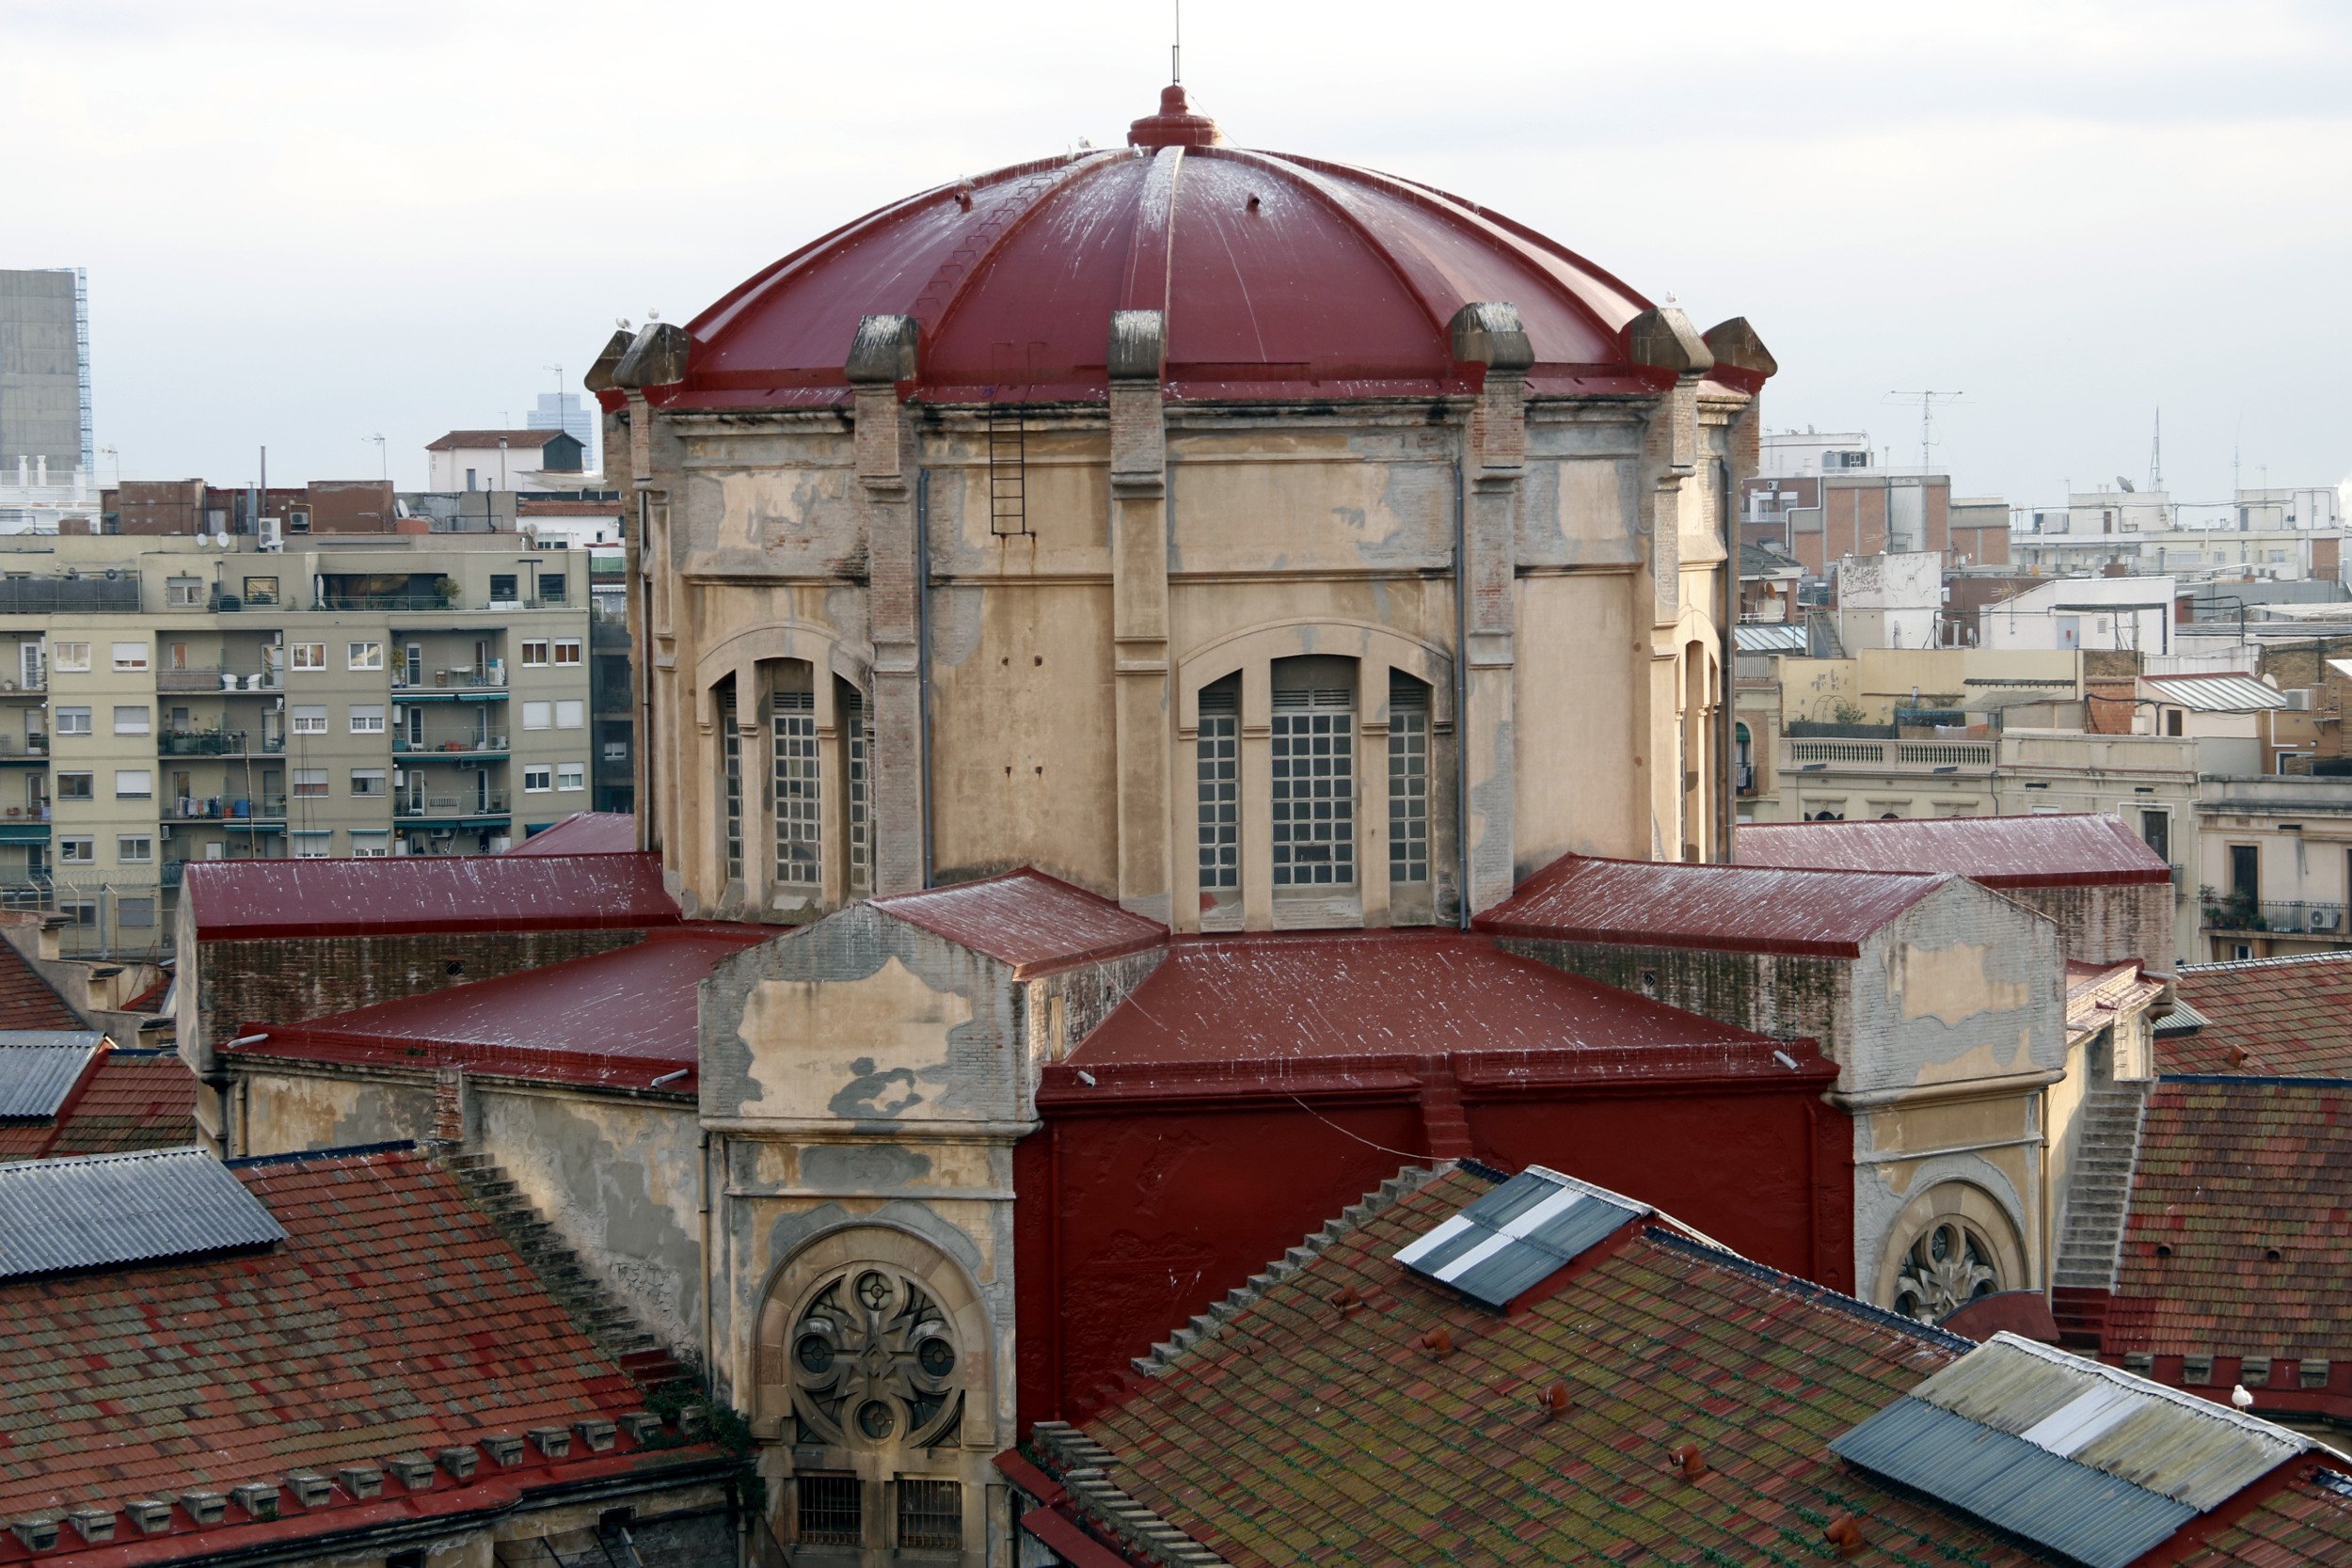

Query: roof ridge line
left=1645, top=1227, right=1976, bottom=1354
left=1131, top=1164, right=1449, bottom=1378
left=1027, top=1422, right=1231, bottom=1568
left=2160, top=1072, right=2352, bottom=1089
left=224, top=1139, right=418, bottom=1169
left=2182, top=948, right=2352, bottom=974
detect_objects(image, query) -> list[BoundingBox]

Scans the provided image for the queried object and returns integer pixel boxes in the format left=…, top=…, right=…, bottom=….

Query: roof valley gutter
left=917, top=465, right=934, bottom=888
left=1454, top=455, right=1471, bottom=929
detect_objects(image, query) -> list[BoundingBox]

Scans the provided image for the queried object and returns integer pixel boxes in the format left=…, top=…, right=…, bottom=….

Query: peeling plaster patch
left=798, top=1143, right=935, bottom=1192
left=1891, top=942, right=2030, bottom=1025
left=1909, top=1029, right=2038, bottom=1088
left=930, top=585, right=985, bottom=670
left=739, top=957, right=972, bottom=1120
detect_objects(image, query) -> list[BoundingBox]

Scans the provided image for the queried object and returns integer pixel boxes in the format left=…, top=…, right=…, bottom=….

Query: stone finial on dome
left=1128, top=84, right=1224, bottom=149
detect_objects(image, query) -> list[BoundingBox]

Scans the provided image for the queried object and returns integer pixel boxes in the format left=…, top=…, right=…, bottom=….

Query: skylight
left=1391, top=1165, right=1647, bottom=1310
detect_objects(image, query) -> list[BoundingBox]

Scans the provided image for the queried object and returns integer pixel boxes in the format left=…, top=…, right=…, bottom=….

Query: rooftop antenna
left=2149, top=406, right=2163, bottom=492
left=1884, top=390, right=1963, bottom=477
left=363, top=433, right=386, bottom=482
left=1171, top=0, right=1182, bottom=82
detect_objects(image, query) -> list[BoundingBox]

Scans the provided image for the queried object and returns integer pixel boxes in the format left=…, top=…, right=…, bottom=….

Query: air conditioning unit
left=259, top=517, right=283, bottom=552
left=2284, top=689, right=2314, bottom=710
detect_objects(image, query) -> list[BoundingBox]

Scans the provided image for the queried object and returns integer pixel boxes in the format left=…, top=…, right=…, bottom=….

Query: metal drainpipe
left=1453, top=459, right=1471, bottom=927
left=915, top=467, right=934, bottom=888
left=1717, top=459, right=1738, bottom=863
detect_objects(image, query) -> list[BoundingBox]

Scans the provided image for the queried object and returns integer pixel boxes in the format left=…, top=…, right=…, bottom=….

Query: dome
left=661, top=87, right=1682, bottom=410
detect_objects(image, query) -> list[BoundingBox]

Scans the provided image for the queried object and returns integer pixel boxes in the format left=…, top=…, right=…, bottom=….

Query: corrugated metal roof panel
left=2142, top=673, right=2287, bottom=711
left=1901, top=1334, right=2312, bottom=1508
left=1392, top=1165, right=1646, bottom=1309
left=2152, top=998, right=2209, bottom=1037
left=1739, top=813, right=2173, bottom=888
left=1475, top=853, right=1946, bottom=958
left=0, top=1148, right=283, bottom=1279
left=0, top=1035, right=103, bottom=1119
left=1833, top=1396, right=2195, bottom=1568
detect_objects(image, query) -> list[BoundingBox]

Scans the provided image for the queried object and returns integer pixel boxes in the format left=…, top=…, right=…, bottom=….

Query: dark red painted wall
left=1014, top=1077, right=1852, bottom=1426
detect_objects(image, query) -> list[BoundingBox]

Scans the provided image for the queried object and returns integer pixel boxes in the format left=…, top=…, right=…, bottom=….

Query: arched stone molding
left=1870, top=1176, right=2030, bottom=1325
left=693, top=623, right=874, bottom=718
left=750, top=1221, right=993, bottom=1452
left=1175, top=619, right=1454, bottom=730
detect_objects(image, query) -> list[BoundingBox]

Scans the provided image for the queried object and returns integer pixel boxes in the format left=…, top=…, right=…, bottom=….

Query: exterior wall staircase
left=2049, top=1080, right=2151, bottom=1350
left=442, top=1149, right=688, bottom=1388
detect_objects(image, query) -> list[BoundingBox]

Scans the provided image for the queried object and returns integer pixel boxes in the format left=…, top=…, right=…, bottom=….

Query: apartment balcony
left=322, top=591, right=458, bottom=612
left=0, top=677, right=42, bottom=696
left=393, top=736, right=509, bottom=758
left=393, top=669, right=507, bottom=691
left=0, top=735, right=47, bottom=763
left=159, top=668, right=283, bottom=693
left=2201, top=895, right=2351, bottom=940
left=395, top=791, right=512, bottom=825
left=160, top=728, right=285, bottom=758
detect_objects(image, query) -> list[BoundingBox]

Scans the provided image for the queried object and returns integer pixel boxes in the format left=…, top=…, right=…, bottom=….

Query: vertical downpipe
left=915, top=467, right=935, bottom=888
left=1717, top=458, right=1737, bottom=863
left=1453, top=458, right=1471, bottom=927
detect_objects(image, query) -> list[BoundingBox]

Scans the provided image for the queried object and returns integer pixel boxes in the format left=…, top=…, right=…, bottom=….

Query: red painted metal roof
left=1474, top=853, right=1946, bottom=958
left=874, top=869, right=1166, bottom=977
left=505, top=811, right=638, bottom=856
left=230, top=927, right=767, bottom=1089
left=1738, top=814, right=2172, bottom=888
left=1066, top=930, right=1805, bottom=1080
left=649, top=88, right=1683, bottom=413
left=184, top=853, right=679, bottom=940
left=0, top=1145, right=714, bottom=1559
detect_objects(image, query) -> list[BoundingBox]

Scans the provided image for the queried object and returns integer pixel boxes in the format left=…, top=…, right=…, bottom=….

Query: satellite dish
left=2117, top=476, right=2137, bottom=492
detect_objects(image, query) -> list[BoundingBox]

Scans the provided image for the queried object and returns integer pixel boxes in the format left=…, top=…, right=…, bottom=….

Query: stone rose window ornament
left=789, top=1266, right=962, bottom=1448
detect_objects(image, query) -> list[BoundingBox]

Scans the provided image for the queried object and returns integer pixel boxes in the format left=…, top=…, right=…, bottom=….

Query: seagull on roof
left=2231, top=1384, right=2255, bottom=1411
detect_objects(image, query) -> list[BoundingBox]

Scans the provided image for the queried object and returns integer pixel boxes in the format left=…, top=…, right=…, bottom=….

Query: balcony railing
left=396, top=790, right=511, bottom=819
left=2201, top=895, right=2351, bottom=937
left=159, top=729, right=244, bottom=757
left=158, top=668, right=282, bottom=692
left=1786, top=738, right=1995, bottom=770
left=321, top=592, right=458, bottom=612
left=394, top=736, right=509, bottom=755
left=0, top=735, right=47, bottom=760
left=393, top=670, right=506, bottom=690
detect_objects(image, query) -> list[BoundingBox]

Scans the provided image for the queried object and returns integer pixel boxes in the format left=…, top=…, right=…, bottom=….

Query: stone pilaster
left=848, top=315, right=926, bottom=895
left=1451, top=304, right=1533, bottom=914
left=1108, top=310, right=1171, bottom=923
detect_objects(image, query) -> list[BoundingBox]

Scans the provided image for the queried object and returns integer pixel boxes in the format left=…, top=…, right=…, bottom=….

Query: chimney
left=1535, top=1382, right=1571, bottom=1421
left=66, top=1508, right=116, bottom=1544
left=575, top=1418, right=618, bottom=1453
left=336, top=1464, right=384, bottom=1500
left=1824, top=1515, right=1866, bottom=1558
left=1417, top=1328, right=1454, bottom=1358
left=1668, top=1443, right=1708, bottom=1480
left=9, top=1519, right=59, bottom=1552
left=230, top=1483, right=279, bottom=1521
left=480, top=1433, right=524, bottom=1467
left=180, top=1491, right=227, bottom=1526
left=283, top=1472, right=333, bottom=1508
left=122, top=1499, right=173, bottom=1535
left=437, top=1447, right=479, bottom=1482
left=386, top=1456, right=437, bottom=1491
left=616, top=1411, right=660, bottom=1444
left=528, top=1425, right=573, bottom=1460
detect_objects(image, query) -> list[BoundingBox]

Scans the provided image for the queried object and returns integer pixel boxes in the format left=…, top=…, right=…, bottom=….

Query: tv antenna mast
left=2148, top=407, right=2163, bottom=492
left=1884, top=390, right=1964, bottom=476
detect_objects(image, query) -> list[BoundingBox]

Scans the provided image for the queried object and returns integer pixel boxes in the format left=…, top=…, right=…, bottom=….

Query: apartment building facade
left=0, top=534, right=594, bottom=958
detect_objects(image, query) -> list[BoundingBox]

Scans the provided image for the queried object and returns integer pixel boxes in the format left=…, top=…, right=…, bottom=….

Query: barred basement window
left=1197, top=676, right=1239, bottom=890
left=847, top=688, right=873, bottom=895
left=1389, top=673, right=1430, bottom=884
left=897, top=1479, right=961, bottom=1550
left=797, top=1474, right=862, bottom=1546
left=772, top=688, right=820, bottom=886
left=721, top=684, right=742, bottom=880
left=1271, top=665, right=1354, bottom=887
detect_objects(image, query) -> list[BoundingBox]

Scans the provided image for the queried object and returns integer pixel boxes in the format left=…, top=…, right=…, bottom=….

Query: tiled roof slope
left=875, top=869, right=1166, bottom=976
left=1061, top=1165, right=2049, bottom=1567
left=0, top=1050, right=196, bottom=1160
left=2165, top=953, right=2352, bottom=1076
left=2169, top=1471, right=2352, bottom=1566
left=0, top=942, right=80, bottom=1032
left=2105, top=1080, right=2352, bottom=1362
left=1475, top=853, right=1946, bottom=958
left=0, top=1146, right=708, bottom=1551
left=1737, top=813, right=2171, bottom=888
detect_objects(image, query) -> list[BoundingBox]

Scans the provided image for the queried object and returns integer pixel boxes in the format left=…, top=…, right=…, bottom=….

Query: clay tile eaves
left=873, top=869, right=1166, bottom=977
left=1474, top=853, right=1946, bottom=958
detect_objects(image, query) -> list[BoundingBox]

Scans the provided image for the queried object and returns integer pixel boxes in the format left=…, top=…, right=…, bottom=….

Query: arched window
left=1387, top=672, right=1432, bottom=888
left=771, top=668, right=819, bottom=887
left=1270, top=656, right=1356, bottom=890
left=705, top=657, right=873, bottom=912
left=719, top=676, right=743, bottom=881
left=1197, top=674, right=1240, bottom=898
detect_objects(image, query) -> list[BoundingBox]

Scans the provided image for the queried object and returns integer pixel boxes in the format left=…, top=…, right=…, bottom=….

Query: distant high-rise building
left=0, top=268, right=92, bottom=474
left=527, top=391, right=595, bottom=462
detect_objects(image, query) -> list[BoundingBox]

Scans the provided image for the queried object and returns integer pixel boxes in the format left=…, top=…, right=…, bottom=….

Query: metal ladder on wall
left=987, top=394, right=1027, bottom=537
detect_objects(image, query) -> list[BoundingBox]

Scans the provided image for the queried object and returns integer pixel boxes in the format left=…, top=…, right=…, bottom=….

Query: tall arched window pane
left=1196, top=676, right=1239, bottom=890
left=772, top=685, right=820, bottom=885
left=720, top=681, right=742, bottom=880
left=1388, top=673, right=1429, bottom=885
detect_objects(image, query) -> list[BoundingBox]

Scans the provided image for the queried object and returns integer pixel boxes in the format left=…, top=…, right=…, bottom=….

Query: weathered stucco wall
left=233, top=1061, right=436, bottom=1155
left=1496, top=936, right=1850, bottom=1052
left=1999, top=881, right=2177, bottom=974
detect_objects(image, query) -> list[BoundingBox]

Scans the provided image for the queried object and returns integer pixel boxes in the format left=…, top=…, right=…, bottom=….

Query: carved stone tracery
left=788, top=1264, right=962, bottom=1449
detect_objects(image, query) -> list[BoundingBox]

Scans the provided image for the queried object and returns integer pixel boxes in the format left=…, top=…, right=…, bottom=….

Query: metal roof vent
left=1391, top=1165, right=1648, bottom=1311
left=1833, top=1333, right=2319, bottom=1568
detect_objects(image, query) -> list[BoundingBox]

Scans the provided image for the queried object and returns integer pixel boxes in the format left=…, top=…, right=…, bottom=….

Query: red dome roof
left=662, top=88, right=1668, bottom=409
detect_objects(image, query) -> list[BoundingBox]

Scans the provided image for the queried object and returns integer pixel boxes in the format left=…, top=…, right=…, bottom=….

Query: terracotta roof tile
left=0, top=1146, right=705, bottom=1548
left=2105, top=1080, right=2352, bottom=1362
left=1061, top=1165, right=2047, bottom=1565
left=0, top=1049, right=197, bottom=1160
left=2166, top=954, right=2352, bottom=1076
left=2168, top=1471, right=2352, bottom=1566
left=0, top=942, right=81, bottom=1033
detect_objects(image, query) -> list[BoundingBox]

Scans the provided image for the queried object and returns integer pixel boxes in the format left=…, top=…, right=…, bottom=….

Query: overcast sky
left=8, top=0, right=2347, bottom=511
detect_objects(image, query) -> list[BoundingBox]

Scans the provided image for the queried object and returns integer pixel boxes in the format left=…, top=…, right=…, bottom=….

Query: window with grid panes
left=797, top=1474, right=862, bottom=1546
left=1270, top=663, right=1354, bottom=886
left=772, top=687, right=820, bottom=885
left=1388, top=673, right=1430, bottom=884
left=846, top=687, right=872, bottom=895
left=897, top=1480, right=961, bottom=1550
left=721, top=685, right=742, bottom=879
left=1196, top=676, right=1239, bottom=890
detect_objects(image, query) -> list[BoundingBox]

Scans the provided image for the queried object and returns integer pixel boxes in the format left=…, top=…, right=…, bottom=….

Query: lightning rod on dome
left=1171, top=0, right=1182, bottom=83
